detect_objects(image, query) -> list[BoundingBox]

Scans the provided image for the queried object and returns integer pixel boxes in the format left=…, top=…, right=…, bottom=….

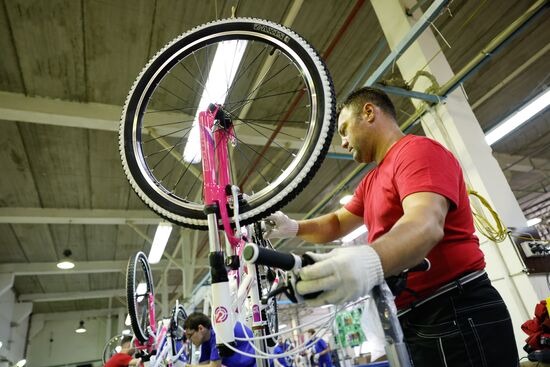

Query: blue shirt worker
left=183, top=312, right=256, bottom=367
left=306, top=329, right=332, bottom=367
left=271, top=337, right=291, bottom=367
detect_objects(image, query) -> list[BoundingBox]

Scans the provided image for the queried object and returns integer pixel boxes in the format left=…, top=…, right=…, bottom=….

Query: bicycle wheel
left=171, top=304, right=188, bottom=341
left=127, top=252, right=155, bottom=343
left=102, top=335, right=124, bottom=364
left=120, top=17, right=335, bottom=229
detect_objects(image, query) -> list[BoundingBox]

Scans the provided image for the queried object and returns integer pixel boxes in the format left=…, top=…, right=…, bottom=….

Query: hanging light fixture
left=57, top=222, right=75, bottom=269
left=75, top=320, right=87, bottom=334
left=56, top=249, right=75, bottom=270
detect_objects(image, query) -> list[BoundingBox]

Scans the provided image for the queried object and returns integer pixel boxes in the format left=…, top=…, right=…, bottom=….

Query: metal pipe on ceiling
left=401, top=0, right=549, bottom=131
left=364, top=0, right=450, bottom=86
left=471, top=43, right=550, bottom=110
left=438, top=0, right=549, bottom=98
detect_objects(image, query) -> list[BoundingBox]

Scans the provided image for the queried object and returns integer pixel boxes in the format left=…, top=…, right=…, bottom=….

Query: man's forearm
left=371, top=211, right=444, bottom=276
left=297, top=209, right=363, bottom=243
left=297, top=214, right=340, bottom=243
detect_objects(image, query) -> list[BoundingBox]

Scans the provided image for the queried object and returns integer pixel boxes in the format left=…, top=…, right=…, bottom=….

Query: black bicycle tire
left=120, top=17, right=335, bottom=229
left=171, top=304, right=188, bottom=341
left=126, top=251, right=155, bottom=343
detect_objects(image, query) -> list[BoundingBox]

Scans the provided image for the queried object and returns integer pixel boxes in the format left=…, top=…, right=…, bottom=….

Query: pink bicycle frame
left=199, top=104, right=242, bottom=352
left=198, top=104, right=271, bottom=363
left=133, top=293, right=158, bottom=354
left=198, top=104, right=240, bottom=248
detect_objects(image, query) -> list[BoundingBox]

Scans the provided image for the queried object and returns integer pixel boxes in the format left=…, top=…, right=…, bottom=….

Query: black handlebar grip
left=242, top=243, right=299, bottom=271
left=408, top=258, right=431, bottom=273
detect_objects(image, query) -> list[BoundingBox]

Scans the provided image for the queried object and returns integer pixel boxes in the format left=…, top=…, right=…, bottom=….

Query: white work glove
left=263, top=211, right=299, bottom=239
left=313, top=353, right=320, bottom=364
left=296, top=245, right=384, bottom=306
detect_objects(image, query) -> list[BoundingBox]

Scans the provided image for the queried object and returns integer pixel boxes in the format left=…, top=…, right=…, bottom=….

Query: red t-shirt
left=104, top=353, right=133, bottom=367
left=345, top=135, right=485, bottom=309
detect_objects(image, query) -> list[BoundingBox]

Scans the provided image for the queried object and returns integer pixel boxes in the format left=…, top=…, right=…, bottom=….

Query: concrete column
left=117, top=309, right=125, bottom=334
left=370, top=0, right=538, bottom=354
left=106, top=297, right=112, bottom=343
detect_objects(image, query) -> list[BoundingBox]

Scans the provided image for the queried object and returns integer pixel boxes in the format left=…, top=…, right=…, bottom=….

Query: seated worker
left=305, top=329, right=332, bottom=367
left=104, top=335, right=141, bottom=367
left=183, top=312, right=256, bottom=367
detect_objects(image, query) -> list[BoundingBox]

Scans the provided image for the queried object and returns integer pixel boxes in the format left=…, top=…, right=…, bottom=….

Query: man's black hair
left=121, top=335, right=133, bottom=346
left=337, top=87, right=397, bottom=120
left=183, top=312, right=212, bottom=330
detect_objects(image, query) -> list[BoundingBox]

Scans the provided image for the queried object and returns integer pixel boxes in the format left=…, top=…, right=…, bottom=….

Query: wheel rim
left=132, top=255, right=152, bottom=340
left=123, top=21, right=329, bottom=225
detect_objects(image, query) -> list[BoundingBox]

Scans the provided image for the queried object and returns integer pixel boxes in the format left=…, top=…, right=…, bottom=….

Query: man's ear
left=362, top=102, right=375, bottom=123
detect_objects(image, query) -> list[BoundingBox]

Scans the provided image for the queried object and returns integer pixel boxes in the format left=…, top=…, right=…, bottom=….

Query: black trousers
left=399, top=274, right=519, bottom=367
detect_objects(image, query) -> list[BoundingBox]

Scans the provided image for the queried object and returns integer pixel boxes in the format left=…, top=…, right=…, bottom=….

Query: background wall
left=26, top=315, right=124, bottom=367
left=0, top=289, right=30, bottom=365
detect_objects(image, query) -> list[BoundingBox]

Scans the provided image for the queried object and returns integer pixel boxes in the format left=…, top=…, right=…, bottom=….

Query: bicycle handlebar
left=242, top=243, right=314, bottom=271
left=407, top=258, right=431, bottom=273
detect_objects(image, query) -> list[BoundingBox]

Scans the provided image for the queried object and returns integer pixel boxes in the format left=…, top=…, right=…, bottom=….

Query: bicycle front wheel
left=120, top=18, right=335, bottom=229
left=126, top=252, right=155, bottom=343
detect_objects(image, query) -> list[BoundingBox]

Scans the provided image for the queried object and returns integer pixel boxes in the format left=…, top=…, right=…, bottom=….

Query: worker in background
left=305, top=329, right=332, bottom=367
left=271, top=336, right=292, bottom=367
left=265, top=87, right=518, bottom=366
left=183, top=311, right=256, bottom=367
left=104, top=335, right=141, bottom=367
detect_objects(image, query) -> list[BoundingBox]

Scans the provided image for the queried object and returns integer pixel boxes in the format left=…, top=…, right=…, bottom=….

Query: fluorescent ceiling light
left=278, top=324, right=287, bottom=329
left=15, top=360, right=27, bottom=367
left=122, top=329, right=132, bottom=335
left=339, top=195, right=353, bottom=205
left=148, top=222, right=173, bottom=264
left=526, top=217, right=541, bottom=227
left=183, top=40, right=247, bottom=163
left=485, top=88, right=550, bottom=146
left=341, top=225, right=368, bottom=243
left=56, top=260, right=75, bottom=270
left=125, top=313, right=131, bottom=326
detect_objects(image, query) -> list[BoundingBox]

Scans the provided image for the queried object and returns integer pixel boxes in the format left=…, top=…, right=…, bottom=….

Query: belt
left=397, top=269, right=487, bottom=318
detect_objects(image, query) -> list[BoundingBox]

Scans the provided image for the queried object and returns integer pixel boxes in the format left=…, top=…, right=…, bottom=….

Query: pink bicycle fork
left=199, top=105, right=239, bottom=356
left=199, top=105, right=269, bottom=366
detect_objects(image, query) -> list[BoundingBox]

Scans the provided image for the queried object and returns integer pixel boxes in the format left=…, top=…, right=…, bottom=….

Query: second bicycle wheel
left=120, top=18, right=335, bottom=229
left=126, top=252, right=155, bottom=343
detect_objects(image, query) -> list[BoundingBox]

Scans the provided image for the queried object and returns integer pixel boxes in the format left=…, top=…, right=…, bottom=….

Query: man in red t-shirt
left=104, top=335, right=141, bottom=367
left=265, top=87, right=518, bottom=366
